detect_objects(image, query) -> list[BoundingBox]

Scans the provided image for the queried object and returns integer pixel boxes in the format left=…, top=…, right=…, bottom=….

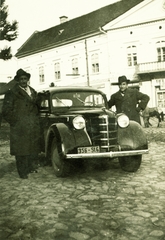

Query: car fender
left=117, top=121, right=148, bottom=150
left=45, top=123, right=92, bottom=157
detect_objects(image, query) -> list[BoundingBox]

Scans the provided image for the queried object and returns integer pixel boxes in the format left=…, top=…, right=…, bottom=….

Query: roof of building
left=16, top=0, right=144, bottom=58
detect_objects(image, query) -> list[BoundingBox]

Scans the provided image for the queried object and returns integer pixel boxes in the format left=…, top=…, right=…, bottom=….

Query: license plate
left=77, top=146, right=100, bottom=154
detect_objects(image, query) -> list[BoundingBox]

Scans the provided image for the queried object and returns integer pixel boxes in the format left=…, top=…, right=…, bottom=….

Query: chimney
left=59, top=16, right=68, bottom=24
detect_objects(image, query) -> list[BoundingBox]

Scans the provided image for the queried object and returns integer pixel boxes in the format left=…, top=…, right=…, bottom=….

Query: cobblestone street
left=0, top=123, right=165, bottom=240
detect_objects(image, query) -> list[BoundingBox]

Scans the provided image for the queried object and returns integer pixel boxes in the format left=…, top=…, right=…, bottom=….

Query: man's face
left=18, top=75, right=29, bottom=88
left=119, top=82, right=128, bottom=92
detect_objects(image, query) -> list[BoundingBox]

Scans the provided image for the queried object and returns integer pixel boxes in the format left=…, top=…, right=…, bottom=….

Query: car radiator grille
left=86, top=115, right=118, bottom=152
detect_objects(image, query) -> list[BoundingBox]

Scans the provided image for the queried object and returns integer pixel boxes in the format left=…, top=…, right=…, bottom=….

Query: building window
left=72, top=58, right=79, bottom=75
left=127, top=46, right=137, bottom=66
left=91, top=53, right=99, bottom=73
left=54, top=62, right=61, bottom=80
left=157, top=41, right=165, bottom=62
left=157, top=91, right=165, bottom=111
left=39, top=66, right=44, bottom=83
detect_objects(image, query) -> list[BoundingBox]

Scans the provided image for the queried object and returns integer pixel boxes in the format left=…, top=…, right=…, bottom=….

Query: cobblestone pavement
left=0, top=123, right=165, bottom=240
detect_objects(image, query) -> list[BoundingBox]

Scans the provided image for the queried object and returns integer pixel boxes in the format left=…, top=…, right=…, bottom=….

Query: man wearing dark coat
left=108, top=76, right=150, bottom=124
left=2, top=69, right=40, bottom=179
left=0, top=79, right=17, bottom=128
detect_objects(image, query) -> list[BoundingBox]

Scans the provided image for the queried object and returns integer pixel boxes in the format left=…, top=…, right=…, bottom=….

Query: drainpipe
left=84, top=39, right=90, bottom=86
left=99, top=27, right=107, bottom=35
left=99, top=27, right=111, bottom=98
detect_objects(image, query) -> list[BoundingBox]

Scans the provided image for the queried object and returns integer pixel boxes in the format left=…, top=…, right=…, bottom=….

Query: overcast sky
left=5, top=0, right=118, bottom=54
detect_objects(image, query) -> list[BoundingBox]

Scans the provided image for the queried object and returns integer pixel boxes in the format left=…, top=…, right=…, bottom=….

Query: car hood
left=51, top=108, right=115, bottom=118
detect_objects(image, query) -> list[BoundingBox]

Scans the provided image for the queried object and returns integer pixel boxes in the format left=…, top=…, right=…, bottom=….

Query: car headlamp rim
left=117, top=113, right=129, bottom=128
left=73, top=115, right=86, bottom=130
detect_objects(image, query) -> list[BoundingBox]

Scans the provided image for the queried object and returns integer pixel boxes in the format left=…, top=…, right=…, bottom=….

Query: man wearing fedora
left=2, top=69, right=40, bottom=179
left=108, top=75, right=150, bottom=124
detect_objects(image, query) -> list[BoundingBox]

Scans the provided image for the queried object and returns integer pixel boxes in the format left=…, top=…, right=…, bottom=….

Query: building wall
left=107, top=20, right=165, bottom=79
left=0, top=58, right=18, bottom=82
left=17, top=34, right=110, bottom=91
left=107, top=18, right=165, bottom=110
left=17, top=0, right=165, bottom=110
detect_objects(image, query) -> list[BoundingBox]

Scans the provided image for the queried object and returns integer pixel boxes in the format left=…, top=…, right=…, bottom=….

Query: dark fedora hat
left=14, top=68, right=31, bottom=81
left=118, top=75, right=130, bottom=85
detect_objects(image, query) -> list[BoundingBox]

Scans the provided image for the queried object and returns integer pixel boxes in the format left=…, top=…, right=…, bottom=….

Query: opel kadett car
left=37, top=86, right=148, bottom=177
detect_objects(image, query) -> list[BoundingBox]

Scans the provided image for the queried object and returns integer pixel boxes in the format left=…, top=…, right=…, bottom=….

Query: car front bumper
left=66, top=149, right=149, bottom=159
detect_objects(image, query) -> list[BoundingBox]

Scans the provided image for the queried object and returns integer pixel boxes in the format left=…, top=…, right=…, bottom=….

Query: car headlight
left=73, top=116, right=85, bottom=129
left=117, top=114, right=129, bottom=128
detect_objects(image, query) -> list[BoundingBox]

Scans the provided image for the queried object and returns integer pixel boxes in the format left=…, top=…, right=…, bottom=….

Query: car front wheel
left=51, top=138, right=70, bottom=177
left=118, top=155, right=142, bottom=172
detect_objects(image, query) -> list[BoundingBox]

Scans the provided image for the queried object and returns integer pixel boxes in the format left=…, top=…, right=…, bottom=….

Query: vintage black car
left=38, top=86, right=148, bottom=177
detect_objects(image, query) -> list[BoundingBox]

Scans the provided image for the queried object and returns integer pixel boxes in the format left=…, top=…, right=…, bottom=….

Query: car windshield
left=51, top=91, right=105, bottom=108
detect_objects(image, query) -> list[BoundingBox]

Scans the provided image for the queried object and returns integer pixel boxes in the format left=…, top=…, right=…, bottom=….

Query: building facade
left=16, top=0, right=165, bottom=111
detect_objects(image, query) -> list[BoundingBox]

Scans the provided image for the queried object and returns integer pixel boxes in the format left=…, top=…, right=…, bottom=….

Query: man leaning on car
left=108, top=75, right=150, bottom=124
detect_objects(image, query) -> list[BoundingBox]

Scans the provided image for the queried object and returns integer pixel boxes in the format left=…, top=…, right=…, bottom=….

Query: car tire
left=51, top=138, right=70, bottom=177
left=118, top=155, right=142, bottom=172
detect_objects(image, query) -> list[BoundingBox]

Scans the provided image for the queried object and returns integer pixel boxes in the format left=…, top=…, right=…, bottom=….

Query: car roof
left=37, top=86, right=105, bottom=95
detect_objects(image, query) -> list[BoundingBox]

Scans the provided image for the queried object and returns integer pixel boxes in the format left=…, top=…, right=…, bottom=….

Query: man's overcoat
left=2, top=85, right=40, bottom=156
left=108, top=88, right=150, bottom=124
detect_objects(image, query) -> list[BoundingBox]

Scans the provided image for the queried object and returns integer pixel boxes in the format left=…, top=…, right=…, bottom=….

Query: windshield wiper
left=55, top=97, right=69, bottom=107
left=75, top=96, right=85, bottom=104
left=75, top=96, right=95, bottom=106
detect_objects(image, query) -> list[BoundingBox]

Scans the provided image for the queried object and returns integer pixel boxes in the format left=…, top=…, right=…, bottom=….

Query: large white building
left=16, top=0, right=165, bottom=111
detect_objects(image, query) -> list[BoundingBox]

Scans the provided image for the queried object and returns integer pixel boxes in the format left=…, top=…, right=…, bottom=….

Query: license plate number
left=77, top=146, right=100, bottom=154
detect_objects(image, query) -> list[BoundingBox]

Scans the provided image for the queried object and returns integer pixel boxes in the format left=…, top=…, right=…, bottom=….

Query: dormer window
left=58, top=29, right=64, bottom=35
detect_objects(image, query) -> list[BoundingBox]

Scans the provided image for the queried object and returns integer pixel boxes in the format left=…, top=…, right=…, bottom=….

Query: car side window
left=41, top=99, right=49, bottom=108
left=38, top=94, right=49, bottom=112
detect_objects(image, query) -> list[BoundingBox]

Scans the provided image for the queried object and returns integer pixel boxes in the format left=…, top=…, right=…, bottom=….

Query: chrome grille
left=86, top=115, right=118, bottom=152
